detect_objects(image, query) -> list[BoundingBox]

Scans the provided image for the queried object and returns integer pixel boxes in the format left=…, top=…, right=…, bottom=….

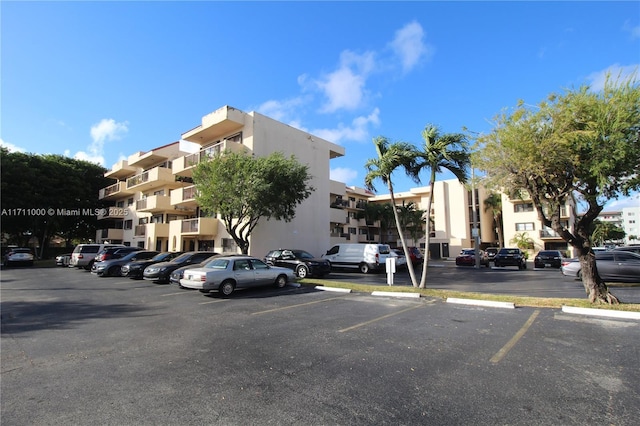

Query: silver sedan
left=561, top=251, right=640, bottom=283
left=180, top=256, right=297, bottom=296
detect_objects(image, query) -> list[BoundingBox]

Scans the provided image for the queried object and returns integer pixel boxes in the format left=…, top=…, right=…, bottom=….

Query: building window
left=514, top=203, right=534, bottom=213
left=127, top=197, right=134, bottom=206
left=124, top=220, right=133, bottom=230
left=515, top=222, right=535, bottom=231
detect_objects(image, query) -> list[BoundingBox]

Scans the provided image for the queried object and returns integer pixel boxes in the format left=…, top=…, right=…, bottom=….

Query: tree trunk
left=389, top=184, right=419, bottom=287
left=419, top=179, right=436, bottom=289
left=578, top=253, right=620, bottom=304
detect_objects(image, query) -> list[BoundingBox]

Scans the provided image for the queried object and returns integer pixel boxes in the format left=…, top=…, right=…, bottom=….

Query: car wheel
left=296, top=265, right=309, bottom=278
left=577, top=270, right=583, bottom=281
left=275, top=275, right=287, bottom=288
left=359, top=263, right=370, bottom=274
left=220, top=280, right=235, bottom=296
left=108, top=266, right=121, bottom=277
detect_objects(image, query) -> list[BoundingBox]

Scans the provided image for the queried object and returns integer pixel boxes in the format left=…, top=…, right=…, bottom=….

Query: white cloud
left=389, top=21, right=432, bottom=73
left=73, top=118, right=129, bottom=166
left=586, top=64, right=639, bottom=91
left=622, top=20, right=640, bottom=40
left=605, top=193, right=640, bottom=210
left=0, top=138, right=26, bottom=153
left=312, top=108, right=380, bottom=144
left=330, top=167, right=358, bottom=185
left=317, top=50, right=376, bottom=113
left=257, top=97, right=306, bottom=122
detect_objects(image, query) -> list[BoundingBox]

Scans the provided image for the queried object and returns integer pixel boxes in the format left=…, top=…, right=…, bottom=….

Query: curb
left=371, top=291, right=421, bottom=299
left=446, top=297, right=515, bottom=309
left=314, top=286, right=352, bottom=293
left=561, top=305, right=640, bottom=320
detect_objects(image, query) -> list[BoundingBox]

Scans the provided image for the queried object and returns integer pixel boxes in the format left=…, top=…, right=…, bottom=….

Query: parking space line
left=490, top=310, right=540, bottom=364
left=199, top=299, right=229, bottom=305
left=251, top=296, right=347, bottom=315
left=160, top=291, right=195, bottom=297
left=339, top=304, right=424, bottom=333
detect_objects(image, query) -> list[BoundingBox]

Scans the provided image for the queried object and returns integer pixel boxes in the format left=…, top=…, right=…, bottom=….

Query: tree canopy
left=1, top=148, right=110, bottom=256
left=193, top=150, right=314, bottom=254
left=473, top=73, right=640, bottom=303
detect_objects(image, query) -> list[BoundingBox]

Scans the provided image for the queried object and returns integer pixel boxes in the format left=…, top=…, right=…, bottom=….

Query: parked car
left=264, top=249, right=331, bottom=278
left=613, top=246, right=640, bottom=255
left=143, top=251, right=218, bottom=283
left=69, top=244, right=125, bottom=270
left=321, top=243, right=392, bottom=274
left=455, top=249, right=489, bottom=267
left=3, top=248, right=34, bottom=266
left=391, top=249, right=408, bottom=268
left=94, top=246, right=142, bottom=263
left=92, top=250, right=159, bottom=277
left=170, top=254, right=223, bottom=285
left=533, top=250, right=564, bottom=269
left=406, top=246, right=423, bottom=266
left=122, top=251, right=184, bottom=279
left=493, top=248, right=527, bottom=270
left=485, top=247, right=500, bottom=263
left=180, top=255, right=296, bottom=296
left=561, top=251, right=640, bottom=283
left=55, top=253, right=72, bottom=267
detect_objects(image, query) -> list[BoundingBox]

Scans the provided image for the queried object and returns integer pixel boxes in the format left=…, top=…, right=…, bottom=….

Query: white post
left=385, top=256, right=396, bottom=286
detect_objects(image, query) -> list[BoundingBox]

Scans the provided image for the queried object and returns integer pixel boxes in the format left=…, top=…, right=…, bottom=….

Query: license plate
left=545, top=263, right=551, bottom=267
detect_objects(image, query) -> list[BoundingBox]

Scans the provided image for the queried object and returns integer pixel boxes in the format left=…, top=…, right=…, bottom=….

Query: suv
left=533, top=250, right=563, bottom=269
left=264, top=249, right=331, bottom=278
left=3, top=248, right=34, bottom=266
left=494, top=248, right=527, bottom=270
left=485, top=247, right=500, bottom=263
left=69, top=244, right=125, bottom=270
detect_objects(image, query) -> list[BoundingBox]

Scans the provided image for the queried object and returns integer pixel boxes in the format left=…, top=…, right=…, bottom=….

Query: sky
left=2, top=1, right=639, bottom=211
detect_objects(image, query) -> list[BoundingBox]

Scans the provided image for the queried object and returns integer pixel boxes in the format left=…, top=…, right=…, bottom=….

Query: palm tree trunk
left=419, top=177, right=436, bottom=289
left=389, top=184, right=419, bottom=287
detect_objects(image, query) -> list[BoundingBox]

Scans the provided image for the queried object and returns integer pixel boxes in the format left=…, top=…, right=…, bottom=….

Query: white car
left=180, top=255, right=297, bottom=296
left=3, top=248, right=34, bottom=266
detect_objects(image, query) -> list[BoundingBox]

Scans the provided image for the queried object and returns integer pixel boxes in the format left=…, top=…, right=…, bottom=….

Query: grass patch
left=301, top=278, right=640, bottom=312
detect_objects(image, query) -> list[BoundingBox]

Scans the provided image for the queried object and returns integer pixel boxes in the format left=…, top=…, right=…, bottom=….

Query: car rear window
left=80, top=246, right=100, bottom=254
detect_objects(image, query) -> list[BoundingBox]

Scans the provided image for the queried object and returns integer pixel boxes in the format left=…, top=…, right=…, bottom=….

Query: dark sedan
left=121, top=251, right=184, bottom=279
left=264, top=249, right=331, bottom=278
left=494, top=248, right=527, bottom=270
left=534, top=250, right=564, bottom=269
left=143, top=251, right=218, bottom=283
left=92, top=250, right=159, bottom=277
left=455, top=249, right=489, bottom=267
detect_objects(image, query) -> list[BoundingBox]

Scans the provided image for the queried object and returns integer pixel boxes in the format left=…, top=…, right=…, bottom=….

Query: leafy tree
left=591, top=220, right=625, bottom=246
left=474, top=74, right=640, bottom=304
left=483, top=192, right=504, bottom=247
left=1, top=148, right=110, bottom=257
left=193, top=150, right=314, bottom=254
left=412, top=125, right=470, bottom=288
left=364, top=137, right=420, bottom=286
left=396, top=201, right=425, bottom=246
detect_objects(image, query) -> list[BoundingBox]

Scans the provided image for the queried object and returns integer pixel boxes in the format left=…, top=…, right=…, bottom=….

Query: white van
left=322, top=243, right=392, bottom=274
left=69, top=243, right=125, bottom=270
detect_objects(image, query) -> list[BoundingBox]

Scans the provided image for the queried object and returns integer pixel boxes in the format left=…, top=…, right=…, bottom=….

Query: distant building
left=621, top=205, right=640, bottom=245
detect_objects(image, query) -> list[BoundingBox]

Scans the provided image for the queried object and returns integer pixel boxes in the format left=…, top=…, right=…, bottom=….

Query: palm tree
left=510, top=232, right=535, bottom=259
left=364, top=136, right=421, bottom=287
left=483, top=193, right=504, bottom=247
left=396, top=201, right=426, bottom=246
left=413, top=125, right=471, bottom=288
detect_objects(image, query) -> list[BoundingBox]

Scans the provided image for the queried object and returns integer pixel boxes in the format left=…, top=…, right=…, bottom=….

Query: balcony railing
left=540, top=228, right=561, bottom=238
left=135, top=225, right=146, bottom=237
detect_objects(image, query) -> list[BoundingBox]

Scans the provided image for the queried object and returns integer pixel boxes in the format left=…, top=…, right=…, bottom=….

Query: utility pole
left=472, top=169, right=480, bottom=268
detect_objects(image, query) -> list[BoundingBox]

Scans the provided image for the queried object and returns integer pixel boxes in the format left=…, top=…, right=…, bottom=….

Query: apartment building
left=96, top=104, right=578, bottom=261
left=97, top=105, right=345, bottom=258
left=621, top=206, right=640, bottom=244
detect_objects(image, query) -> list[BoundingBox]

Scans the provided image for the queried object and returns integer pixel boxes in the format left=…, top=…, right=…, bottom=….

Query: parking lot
left=2, top=266, right=639, bottom=425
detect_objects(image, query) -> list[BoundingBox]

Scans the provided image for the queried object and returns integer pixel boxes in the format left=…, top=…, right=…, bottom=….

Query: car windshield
left=462, top=249, right=475, bottom=255
left=500, top=249, right=519, bottom=255
left=13, top=249, right=31, bottom=254
left=170, top=253, right=193, bottom=263
left=293, top=250, right=314, bottom=259
left=203, top=258, right=230, bottom=269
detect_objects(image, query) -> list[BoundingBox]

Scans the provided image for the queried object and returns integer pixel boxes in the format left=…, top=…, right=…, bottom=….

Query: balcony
left=104, top=160, right=137, bottom=180
left=173, top=140, right=246, bottom=177
left=126, top=166, right=181, bottom=192
left=99, top=182, right=136, bottom=200
left=179, top=217, right=218, bottom=237
left=136, top=195, right=173, bottom=213
left=170, top=185, right=198, bottom=212
left=181, top=105, right=245, bottom=143
left=330, top=207, right=347, bottom=224
left=540, top=228, right=562, bottom=239
left=135, top=222, right=170, bottom=239
left=96, top=228, right=124, bottom=241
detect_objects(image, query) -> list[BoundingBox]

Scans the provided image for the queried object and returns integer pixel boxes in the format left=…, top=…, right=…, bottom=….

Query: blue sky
left=2, top=1, right=639, bottom=210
